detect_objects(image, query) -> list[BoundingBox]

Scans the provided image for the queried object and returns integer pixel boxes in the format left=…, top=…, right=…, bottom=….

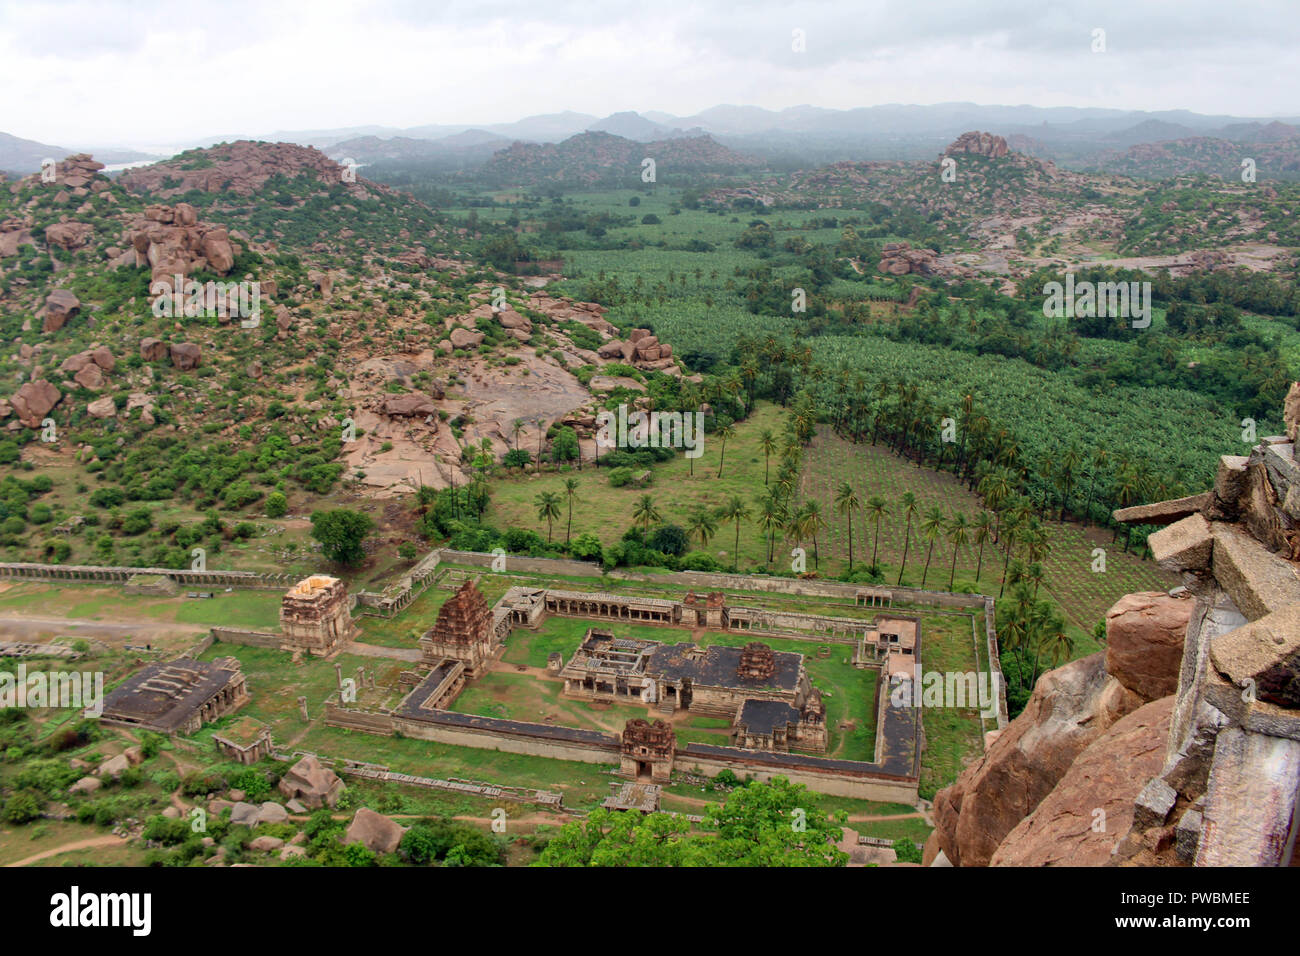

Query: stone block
left=1214, top=455, right=1250, bottom=509
left=1196, top=728, right=1300, bottom=867
left=1210, top=523, right=1300, bottom=620
left=1148, top=513, right=1213, bottom=572
left=1209, top=605, right=1300, bottom=708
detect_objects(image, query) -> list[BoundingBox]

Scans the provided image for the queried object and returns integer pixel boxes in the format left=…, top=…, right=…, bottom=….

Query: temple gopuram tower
left=419, top=579, right=497, bottom=677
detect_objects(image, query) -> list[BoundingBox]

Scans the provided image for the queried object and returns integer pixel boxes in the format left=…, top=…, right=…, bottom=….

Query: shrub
left=265, top=492, right=288, bottom=518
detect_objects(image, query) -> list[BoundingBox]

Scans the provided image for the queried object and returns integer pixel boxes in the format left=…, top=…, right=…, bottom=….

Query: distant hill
left=1094, top=135, right=1300, bottom=181
left=0, top=131, right=157, bottom=176
left=473, top=130, right=760, bottom=187
left=327, top=130, right=511, bottom=166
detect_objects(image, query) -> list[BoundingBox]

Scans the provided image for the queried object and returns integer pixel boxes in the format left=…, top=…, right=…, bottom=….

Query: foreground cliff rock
left=990, top=696, right=1174, bottom=866
left=935, top=385, right=1300, bottom=866
left=929, top=591, right=1188, bottom=867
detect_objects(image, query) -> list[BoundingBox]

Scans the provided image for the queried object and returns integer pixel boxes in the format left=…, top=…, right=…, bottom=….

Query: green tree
left=632, top=494, right=661, bottom=535
left=563, top=478, right=579, bottom=542
left=919, top=506, right=944, bottom=589
left=310, top=509, right=375, bottom=566
left=946, top=512, right=970, bottom=590
left=865, top=494, right=889, bottom=570
left=834, top=482, right=860, bottom=572
left=535, top=491, right=562, bottom=543
left=896, top=491, right=919, bottom=585
left=720, top=495, right=751, bottom=572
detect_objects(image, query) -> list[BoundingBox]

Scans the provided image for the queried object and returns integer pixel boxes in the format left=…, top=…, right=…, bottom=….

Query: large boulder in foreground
left=277, top=754, right=344, bottom=809
left=1105, top=591, right=1193, bottom=702
left=931, top=652, right=1141, bottom=867
left=991, top=696, right=1175, bottom=866
left=344, top=807, right=405, bottom=854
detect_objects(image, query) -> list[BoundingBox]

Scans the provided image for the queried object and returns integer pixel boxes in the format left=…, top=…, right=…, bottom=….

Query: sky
left=1, top=0, right=1298, bottom=147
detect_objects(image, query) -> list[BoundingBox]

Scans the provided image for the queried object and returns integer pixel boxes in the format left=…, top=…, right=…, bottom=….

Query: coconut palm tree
left=972, top=511, right=995, bottom=583
left=865, top=495, right=889, bottom=570
left=563, top=478, right=578, bottom=542
left=896, top=491, right=919, bottom=585
left=800, top=500, right=826, bottom=570
left=534, top=491, right=562, bottom=543
left=759, top=429, right=777, bottom=485
left=946, top=512, right=970, bottom=590
left=686, top=508, right=718, bottom=551
left=632, top=494, right=661, bottom=535
left=720, top=495, right=751, bottom=572
left=834, top=481, right=861, bottom=572
left=756, top=493, right=785, bottom=566
left=919, top=506, right=945, bottom=588
left=715, top=422, right=735, bottom=478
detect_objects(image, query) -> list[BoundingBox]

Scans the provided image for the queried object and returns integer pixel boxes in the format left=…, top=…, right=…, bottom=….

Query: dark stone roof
left=101, top=658, right=240, bottom=732
left=738, top=698, right=801, bottom=735
left=646, top=642, right=802, bottom=691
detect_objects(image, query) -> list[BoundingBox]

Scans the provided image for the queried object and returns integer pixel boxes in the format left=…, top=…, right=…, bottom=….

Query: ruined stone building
left=419, top=579, right=498, bottom=677
left=98, top=656, right=248, bottom=735
left=620, top=718, right=676, bottom=782
left=681, top=591, right=729, bottom=628
left=213, top=716, right=273, bottom=764
left=280, top=575, right=357, bottom=655
left=559, top=629, right=827, bottom=753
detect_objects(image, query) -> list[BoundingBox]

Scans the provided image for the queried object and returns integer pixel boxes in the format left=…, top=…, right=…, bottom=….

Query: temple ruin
left=419, top=579, right=499, bottom=677
left=98, top=656, right=248, bottom=734
left=280, top=575, right=357, bottom=655
left=620, top=718, right=676, bottom=782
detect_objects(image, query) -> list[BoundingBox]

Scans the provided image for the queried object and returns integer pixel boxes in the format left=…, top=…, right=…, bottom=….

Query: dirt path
left=6, top=835, right=126, bottom=867
left=0, top=615, right=198, bottom=643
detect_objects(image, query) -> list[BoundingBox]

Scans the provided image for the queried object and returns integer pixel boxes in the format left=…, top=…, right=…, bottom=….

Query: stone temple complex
left=558, top=628, right=828, bottom=753
left=280, top=575, right=357, bottom=655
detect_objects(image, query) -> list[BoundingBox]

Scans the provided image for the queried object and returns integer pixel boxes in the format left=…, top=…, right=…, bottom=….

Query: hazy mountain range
left=4, top=103, right=1299, bottom=177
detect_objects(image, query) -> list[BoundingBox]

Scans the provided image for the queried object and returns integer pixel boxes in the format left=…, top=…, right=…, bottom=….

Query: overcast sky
left=2, top=0, right=1298, bottom=147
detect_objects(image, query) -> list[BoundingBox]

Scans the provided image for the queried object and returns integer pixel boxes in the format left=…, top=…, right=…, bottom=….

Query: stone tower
left=280, top=575, right=356, bottom=656
left=419, top=579, right=497, bottom=677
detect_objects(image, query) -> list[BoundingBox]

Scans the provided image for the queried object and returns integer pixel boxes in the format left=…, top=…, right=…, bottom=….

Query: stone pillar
left=334, top=663, right=343, bottom=693
left=299, top=696, right=309, bottom=720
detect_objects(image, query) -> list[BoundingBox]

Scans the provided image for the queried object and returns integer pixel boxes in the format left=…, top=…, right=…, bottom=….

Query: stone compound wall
left=210, top=627, right=283, bottom=650
left=0, top=562, right=293, bottom=590
left=325, top=702, right=918, bottom=801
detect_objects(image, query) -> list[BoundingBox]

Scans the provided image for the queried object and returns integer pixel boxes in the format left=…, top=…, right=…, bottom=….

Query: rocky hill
left=0, top=141, right=693, bottom=567
left=1095, top=134, right=1300, bottom=181
left=703, top=130, right=1300, bottom=276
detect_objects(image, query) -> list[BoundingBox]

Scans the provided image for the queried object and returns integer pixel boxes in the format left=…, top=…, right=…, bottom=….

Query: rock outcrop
left=45, top=220, right=94, bottom=251
left=41, top=289, right=80, bottom=333
left=10, top=379, right=62, bottom=428
left=967, top=384, right=1300, bottom=868
left=343, top=807, right=405, bottom=854
left=1105, top=591, right=1193, bottom=701
left=945, top=131, right=1010, bottom=159
left=277, top=754, right=344, bottom=809
left=990, top=696, right=1175, bottom=866
left=876, top=242, right=942, bottom=277
left=169, top=342, right=201, bottom=370
left=930, top=650, right=1145, bottom=867
left=129, top=204, right=238, bottom=291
